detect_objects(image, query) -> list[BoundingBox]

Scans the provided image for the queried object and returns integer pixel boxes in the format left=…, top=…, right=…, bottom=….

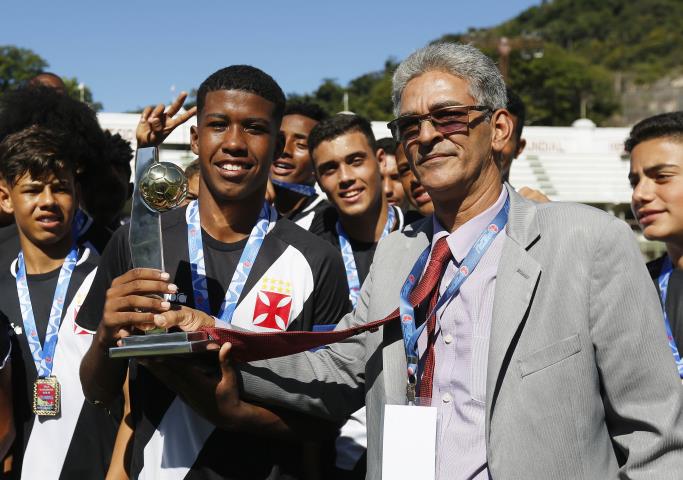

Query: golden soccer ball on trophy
left=139, top=162, right=188, bottom=212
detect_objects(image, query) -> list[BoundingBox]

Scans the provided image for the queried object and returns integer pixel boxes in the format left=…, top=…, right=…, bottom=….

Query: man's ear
left=490, top=109, right=513, bottom=154
left=190, top=125, right=200, bottom=156
left=376, top=148, right=387, bottom=169
left=515, top=138, right=527, bottom=159
left=0, top=179, right=14, bottom=215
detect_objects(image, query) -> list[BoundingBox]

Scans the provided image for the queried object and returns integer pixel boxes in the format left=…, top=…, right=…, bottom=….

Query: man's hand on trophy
left=152, top=305, right=216, bottom=332
left=216, top=342, right=242, bottom=421
left=139, top=342, right=251, bottom=431
left=137, top=92, right=197, bottom=147
left=518, top=186, right=551, bottom=203
left=98, top=268, right=177, bottom=346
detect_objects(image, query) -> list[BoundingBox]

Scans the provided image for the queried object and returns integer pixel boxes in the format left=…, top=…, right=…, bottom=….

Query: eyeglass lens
left=396, top=107, right=470, bottom=141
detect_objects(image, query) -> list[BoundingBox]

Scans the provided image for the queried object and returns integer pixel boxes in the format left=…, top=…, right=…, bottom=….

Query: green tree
left=490, top=0, right=683, bottom=81
left=427, top=0, right=682, bottom=125
left=0, top=45, right=103, bottom=111
left=62, top=77, right=103, bottom=112
left=0, top=45, right=47, bottom=94
left=507, top=44, right=619, bottom=125
left=289, top=59, right=398, bottom=121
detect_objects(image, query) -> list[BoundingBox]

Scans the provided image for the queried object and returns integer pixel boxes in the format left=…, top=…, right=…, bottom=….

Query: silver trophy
left=110, top=147, right=210, bottom=358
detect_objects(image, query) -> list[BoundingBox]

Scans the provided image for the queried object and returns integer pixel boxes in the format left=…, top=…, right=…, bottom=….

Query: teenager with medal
left=309, top=114, right=405, bottom=309
left=145, top=43, right=683, bottom=479
left=0, top=86, right=121, bottom=272
left=78, top=66, right=350, bottom=480
left=269, top=102, right=331, bottom=232
left=0, top=126, right=116, bottom=479
left=628, top=111, right=683, bottom=381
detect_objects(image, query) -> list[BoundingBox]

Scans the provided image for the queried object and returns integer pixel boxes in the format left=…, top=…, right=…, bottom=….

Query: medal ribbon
left=271, top=178, right=317, bottom=197
left=16, top=246, right=79, bottom=378
left=657, top=257, right=683, bottom=377
left=398, top=198, right=509, bottom=384
left=337, top=206, right=396, bottom=307
left=186, top=199, right=276, bottom=323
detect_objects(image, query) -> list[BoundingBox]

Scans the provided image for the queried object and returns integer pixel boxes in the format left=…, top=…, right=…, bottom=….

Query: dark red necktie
left=410, top=238, right=451, bottom=398
left=202, top=238, right=452, bottom=369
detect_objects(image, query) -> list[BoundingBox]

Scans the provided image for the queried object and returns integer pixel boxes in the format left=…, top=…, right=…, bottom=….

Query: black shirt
left=0, top=248, right=118, bottom=480
left=0, top=315, right=8, bottom=369
left=403, top=209, right=425, bottom=226
left=0, top=216, right=112, bottom=273
left=76, top=205, right=351, bottom=480
left=279, top=191, right=331, bottom=235
left=311, top=205, right=405, bottom=286
left=648, top=255, right=683, bottom=351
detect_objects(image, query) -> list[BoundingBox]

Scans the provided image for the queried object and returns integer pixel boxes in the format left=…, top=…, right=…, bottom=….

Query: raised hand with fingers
left=136, top=92, right=197, bottom=148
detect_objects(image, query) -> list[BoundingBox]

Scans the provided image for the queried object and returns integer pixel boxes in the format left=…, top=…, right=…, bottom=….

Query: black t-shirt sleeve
left=309, top=205, right=338, bottom=240
left=311, top=243, right=352, bottom=329
left=76, top=226, right=132, bottom=331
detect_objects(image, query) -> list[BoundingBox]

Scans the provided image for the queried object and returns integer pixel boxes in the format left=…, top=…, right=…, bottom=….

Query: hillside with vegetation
left=293, top=0, right=682, bottom=126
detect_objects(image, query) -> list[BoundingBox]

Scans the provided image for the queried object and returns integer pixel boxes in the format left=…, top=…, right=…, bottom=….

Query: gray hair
left=392, top=43, right=507, bottom=116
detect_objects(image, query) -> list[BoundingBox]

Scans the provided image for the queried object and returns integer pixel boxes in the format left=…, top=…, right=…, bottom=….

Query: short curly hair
left=625, top=111, right=683, bottom=153
left=308, top=114, right=376, bottom=157
left=0, top=86, right=105, bottom=177
left=196, top=65, right=286, bottom=121
left=0, top=125, right=77, bottom=186
left=283, top=102, right=328, bottom=123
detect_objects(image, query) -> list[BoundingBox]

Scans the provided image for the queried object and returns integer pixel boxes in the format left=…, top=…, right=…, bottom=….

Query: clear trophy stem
left=109, top=148, right=208, bottom=358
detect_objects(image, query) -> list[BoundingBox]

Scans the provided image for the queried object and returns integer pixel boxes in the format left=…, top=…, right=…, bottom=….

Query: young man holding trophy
left=78, top=66, right=350, bottom=479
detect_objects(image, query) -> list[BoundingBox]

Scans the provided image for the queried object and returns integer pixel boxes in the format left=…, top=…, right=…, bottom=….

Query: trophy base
left=109, top=331, right=212, bottom=358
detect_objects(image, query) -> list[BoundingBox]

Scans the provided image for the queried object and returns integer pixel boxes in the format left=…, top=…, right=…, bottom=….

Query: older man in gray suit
left=148, top=44, right=683, bottom=479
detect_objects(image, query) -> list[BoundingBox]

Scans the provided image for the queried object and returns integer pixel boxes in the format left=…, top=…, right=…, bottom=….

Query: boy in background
left=628, top=111, right=683, bottom=380
left=0, top=126, right=116, bottom=479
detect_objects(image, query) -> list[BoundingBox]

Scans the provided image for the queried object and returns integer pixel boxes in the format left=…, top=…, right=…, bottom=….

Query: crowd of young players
left=0, top=51, right=681, bottom=480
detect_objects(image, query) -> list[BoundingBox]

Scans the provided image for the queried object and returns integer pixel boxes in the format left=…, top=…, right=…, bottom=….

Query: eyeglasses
left=387, top=105, right=491, bottom=143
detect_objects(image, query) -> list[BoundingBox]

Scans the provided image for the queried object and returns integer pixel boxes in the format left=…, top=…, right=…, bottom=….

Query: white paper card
left=381, top=404, right=437, bottom=480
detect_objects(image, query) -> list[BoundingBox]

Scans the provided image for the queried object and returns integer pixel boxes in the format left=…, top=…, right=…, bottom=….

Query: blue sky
left=2, top=0, right=540, bottom=112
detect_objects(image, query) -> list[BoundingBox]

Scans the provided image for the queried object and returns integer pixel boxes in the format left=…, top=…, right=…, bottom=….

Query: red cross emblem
left=253, top=290, right=293, bottom=331
left=73, top=313, right=93, bottom=335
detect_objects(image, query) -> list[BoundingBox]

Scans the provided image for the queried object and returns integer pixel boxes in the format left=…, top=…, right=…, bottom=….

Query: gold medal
left=33, top=376, right=60, bottom=416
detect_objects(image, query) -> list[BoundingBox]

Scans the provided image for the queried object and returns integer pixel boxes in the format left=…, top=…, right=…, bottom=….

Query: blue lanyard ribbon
left=15, top=246, right=79, bottom=378
left=399, top=198, right=509, bottom=381
left=271, top=178, right=317, bottom=197
left=658, top=257, right=683, bottom=377
left=337, top=206, right=396, bottom=307
left=186, top=200, right=275, bottom=323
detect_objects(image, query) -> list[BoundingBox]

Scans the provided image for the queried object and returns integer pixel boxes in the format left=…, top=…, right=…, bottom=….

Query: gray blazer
left=240, top=185, right=683, bottom=479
